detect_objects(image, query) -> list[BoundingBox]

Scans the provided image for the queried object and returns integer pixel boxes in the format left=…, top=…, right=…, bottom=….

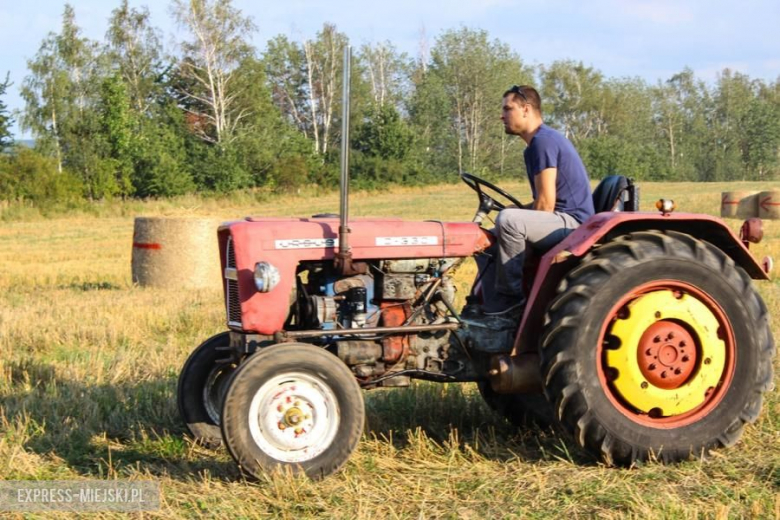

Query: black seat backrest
left=592, top=175, right=631, bottom=213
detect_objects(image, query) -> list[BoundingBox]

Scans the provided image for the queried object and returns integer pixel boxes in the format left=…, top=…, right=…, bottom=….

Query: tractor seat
left=592, top=175, right=633, bottom=213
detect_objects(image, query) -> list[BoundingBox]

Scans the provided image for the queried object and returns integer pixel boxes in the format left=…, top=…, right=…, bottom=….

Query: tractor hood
left=217, top=216, right=493, bottom=334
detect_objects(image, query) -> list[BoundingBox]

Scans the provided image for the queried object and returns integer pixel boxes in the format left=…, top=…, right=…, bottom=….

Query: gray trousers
left=478, top=209, right=580, bottom=313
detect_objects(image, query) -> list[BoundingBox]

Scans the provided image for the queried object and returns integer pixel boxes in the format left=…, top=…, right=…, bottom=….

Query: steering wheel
left=460, top=172, right=524, bottom=222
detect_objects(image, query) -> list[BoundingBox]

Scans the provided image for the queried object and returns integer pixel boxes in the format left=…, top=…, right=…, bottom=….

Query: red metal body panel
left=511, top=211, right=767, bottom=355
left=220, top=217, right=493, bottom=334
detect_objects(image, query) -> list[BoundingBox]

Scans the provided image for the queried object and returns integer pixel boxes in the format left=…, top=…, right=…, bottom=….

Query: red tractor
left=177, top=49, right=774, bottom=479
left=177, top=170, right=774, bottom=479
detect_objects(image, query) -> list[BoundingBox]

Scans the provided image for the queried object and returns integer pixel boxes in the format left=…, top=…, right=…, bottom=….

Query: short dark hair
left=503, top=85, right=542, bottom=114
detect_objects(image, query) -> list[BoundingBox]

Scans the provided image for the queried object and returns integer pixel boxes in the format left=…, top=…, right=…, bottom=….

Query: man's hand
left=532, top=167, right=557, bottom=212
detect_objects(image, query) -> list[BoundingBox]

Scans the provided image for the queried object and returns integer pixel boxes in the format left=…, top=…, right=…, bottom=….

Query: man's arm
left=532, top=167, right=557, bottom=211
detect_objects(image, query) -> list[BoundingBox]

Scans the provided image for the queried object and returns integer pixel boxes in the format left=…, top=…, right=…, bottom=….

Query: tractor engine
left=293, top=258, right=469, bottom=385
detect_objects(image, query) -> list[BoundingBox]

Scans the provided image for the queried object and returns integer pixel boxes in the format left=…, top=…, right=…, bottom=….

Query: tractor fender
left=512, top=211, right=768, bottom=356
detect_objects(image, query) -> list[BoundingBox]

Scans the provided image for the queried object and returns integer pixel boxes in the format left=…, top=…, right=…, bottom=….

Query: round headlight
left=254, top=262, right=280, bottom=293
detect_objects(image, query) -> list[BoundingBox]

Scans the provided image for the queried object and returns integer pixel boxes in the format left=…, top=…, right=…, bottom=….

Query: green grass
left=1, top=181, right=779, bottom=518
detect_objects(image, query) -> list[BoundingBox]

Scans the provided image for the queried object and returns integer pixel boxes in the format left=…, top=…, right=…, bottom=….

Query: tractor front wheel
left=177, top=332, right=237, bottom=449
left=221, top=343, right=364, bottom=479
left=541, top=231, right=774, bottom=464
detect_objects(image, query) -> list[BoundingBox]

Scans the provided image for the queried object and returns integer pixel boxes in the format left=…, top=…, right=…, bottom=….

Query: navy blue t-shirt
left=523, top=124, right=594, bottom=224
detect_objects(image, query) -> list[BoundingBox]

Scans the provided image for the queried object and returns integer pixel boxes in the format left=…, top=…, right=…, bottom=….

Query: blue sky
left=2, top=0, right=780, bottom=139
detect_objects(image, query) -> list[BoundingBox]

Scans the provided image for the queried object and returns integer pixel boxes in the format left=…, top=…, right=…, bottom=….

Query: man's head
left=501, top=85, right=543, bottom=139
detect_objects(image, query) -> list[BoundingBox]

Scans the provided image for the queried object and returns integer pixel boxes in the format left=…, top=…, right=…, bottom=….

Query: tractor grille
left=225, top=237, right=242, bottom=328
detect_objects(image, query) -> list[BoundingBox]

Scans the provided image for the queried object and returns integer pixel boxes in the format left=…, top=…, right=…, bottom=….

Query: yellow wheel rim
left=604, top=287, right=732, bottom=419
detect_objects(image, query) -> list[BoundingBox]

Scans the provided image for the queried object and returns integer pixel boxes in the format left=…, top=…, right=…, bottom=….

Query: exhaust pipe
left=335, top=45, right=365, bottom=276
left=339, top=44, right=351, bottom=241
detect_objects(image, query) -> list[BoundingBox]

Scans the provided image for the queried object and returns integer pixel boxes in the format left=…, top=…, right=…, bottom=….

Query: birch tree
left=303, top=24, right=347, bottom=155
left=21, top=4, right=95, bottom=173
left=106, top=0, right=163, bottom=115
left=264, top=24, right=349, bottom=156
left=358, top=41, right=408, bottom=107
left=20, top=4, right=117, bottom=198
left=428, top=28, right=529, bottom=174
left=540, top=60, right=607, bottom=143
left=172, top=0, right=255, bottom=146
left=651, top=69, right=707, bottom=179
left=265, top=35, right=309, bottom=139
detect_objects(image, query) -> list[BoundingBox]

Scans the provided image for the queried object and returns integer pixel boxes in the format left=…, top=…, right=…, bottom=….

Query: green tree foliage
left=231, top=57, right=317, bottom=190
left=10, top=4, right=780, bottom=206
left=352, top=103, right=416, bottom=187
left=358, top=41, right=410, bottom=108
left=265, top=24, right=354, bottom=157
left=21, top=4, right=84, bottom=174
left=106, top=0, right=163, bottom=115
left=98, top=74, right=135, bottom=195
left=744, top=83, right=780, bottom=179
left=0, top=147, right=82, bottom=202
left=540, top=60, right=607, bottom=144
left=172, top=0, right=255, bottom=146
left=413, top=27, right=533, bottom=179
left=265, top=35, right=309, bottom=140
left=354, top=103, right=412, bottom=160
left=105, top=1, right=193, bottom=197
left=20, top=4, right=122, bottom=199
left=652, top=69, right=711, bottom=181
left=132, top=100, right=193, bottom=197
left=574, top=77, right=662, bottom=180
left=407, top=69, right=453, bottom=180
left=0, top=73, right=13, bottom=149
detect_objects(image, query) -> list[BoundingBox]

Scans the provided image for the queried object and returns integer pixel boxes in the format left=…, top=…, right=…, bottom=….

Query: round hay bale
left=758, top=191, right=780, bottom=220
left=720, top=191, right=759, bottom=219
left=132, top=217, right=222, bottom=289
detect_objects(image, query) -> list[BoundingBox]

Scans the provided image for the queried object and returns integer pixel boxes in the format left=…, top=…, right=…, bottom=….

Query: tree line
left=1, top=0, right=780, bottom=205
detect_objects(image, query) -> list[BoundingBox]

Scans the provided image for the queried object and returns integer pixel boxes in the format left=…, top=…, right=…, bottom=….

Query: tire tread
left=540, top=231, right=775, bottom=465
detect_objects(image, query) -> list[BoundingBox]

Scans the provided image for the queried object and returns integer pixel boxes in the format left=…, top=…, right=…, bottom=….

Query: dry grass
left=1, top=181, right=779, bottom=519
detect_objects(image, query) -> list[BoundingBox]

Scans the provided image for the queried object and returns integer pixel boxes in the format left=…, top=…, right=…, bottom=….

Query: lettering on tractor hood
left=375, top=236, right=438, bottom=246
left=274, top=236, right=439, bottom=249
left=275, top=238, right=339, bottom=249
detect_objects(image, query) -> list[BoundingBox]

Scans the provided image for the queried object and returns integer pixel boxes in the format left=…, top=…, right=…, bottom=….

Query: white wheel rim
left=247, top=372, right=340, bottom=463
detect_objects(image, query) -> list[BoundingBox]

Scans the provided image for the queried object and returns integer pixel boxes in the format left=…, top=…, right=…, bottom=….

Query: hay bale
left=132, top=217, right=222, bottom=289
left=758, top=191, right=780, bottom=220
left=720, top=191, right=759, bottom=219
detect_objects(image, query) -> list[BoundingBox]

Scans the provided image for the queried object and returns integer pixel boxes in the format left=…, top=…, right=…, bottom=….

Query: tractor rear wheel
left=540, top=231, right=774, bottom=465
left=221, top=343, right=364, bottom=480
left=477, top=382, right=555, bottom=428
left=177, top=332, right=237, bottom=449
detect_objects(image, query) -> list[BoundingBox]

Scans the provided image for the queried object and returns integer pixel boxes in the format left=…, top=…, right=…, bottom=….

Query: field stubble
left=1, top=181, right=779, bottom=519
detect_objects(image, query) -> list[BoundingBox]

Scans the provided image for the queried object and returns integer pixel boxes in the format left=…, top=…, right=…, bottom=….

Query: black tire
left=540, top=231, right=774, bottom=465
left=477, top=382, right=556, bottom=428
left=221, top=343, right=365, bottom=480
left=177, top=332, right=237, bottom=449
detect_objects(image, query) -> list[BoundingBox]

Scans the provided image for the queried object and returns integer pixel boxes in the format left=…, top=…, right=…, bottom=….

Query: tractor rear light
left=740, top=218, right=763, bottom=244
left=254, top=262, right=280, bottom=293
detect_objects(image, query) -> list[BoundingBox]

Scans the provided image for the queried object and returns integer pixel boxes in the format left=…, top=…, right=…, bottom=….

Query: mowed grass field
left=1, top=180, right=780, bottom=519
